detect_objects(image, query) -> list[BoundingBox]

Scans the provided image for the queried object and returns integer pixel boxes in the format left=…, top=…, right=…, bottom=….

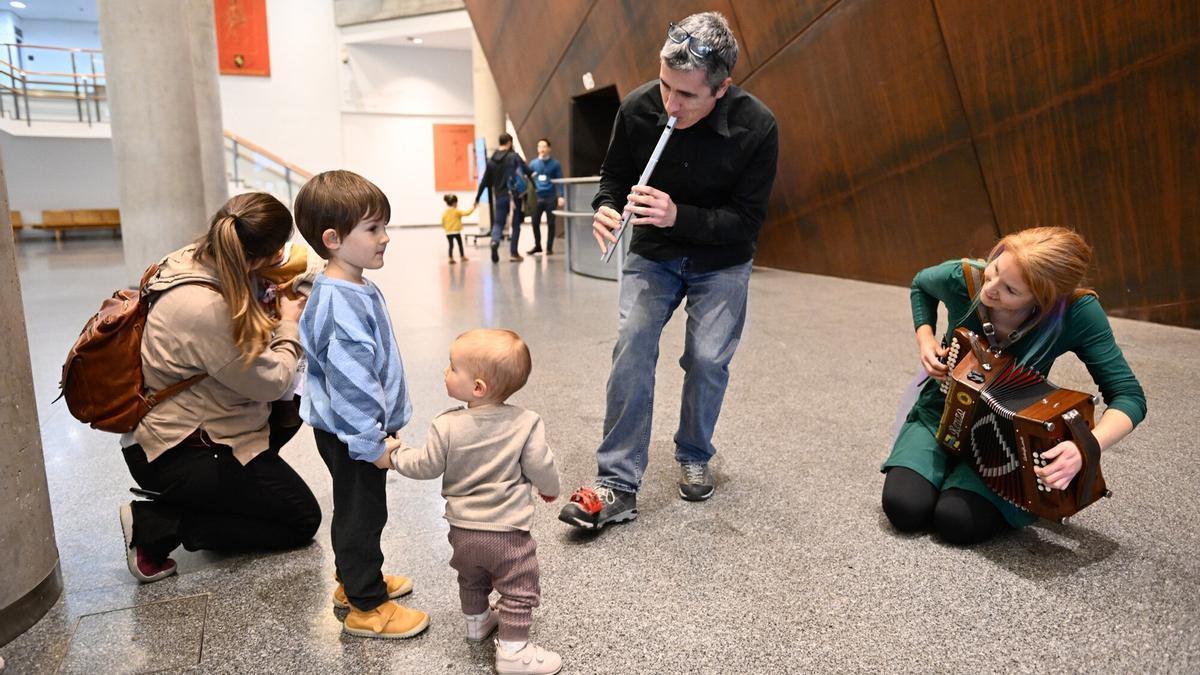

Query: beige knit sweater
left=129, top=245, right=302, bottom=464
left=390, top=405, right=560, bottom=532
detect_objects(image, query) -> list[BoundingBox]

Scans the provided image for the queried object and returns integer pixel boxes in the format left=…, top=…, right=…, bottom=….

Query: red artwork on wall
left=214, top=0, right=270, bottom=77
left=433, top=124, right=477, bottom=191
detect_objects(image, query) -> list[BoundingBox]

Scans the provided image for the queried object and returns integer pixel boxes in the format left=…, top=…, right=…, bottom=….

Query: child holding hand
left=389, top=329, right=562, bottom=675
left=441, top=194, right=474, bottom=264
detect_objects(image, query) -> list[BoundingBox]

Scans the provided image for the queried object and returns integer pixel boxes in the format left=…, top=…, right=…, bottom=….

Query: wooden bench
left=33, top=209, right=121, bottom=241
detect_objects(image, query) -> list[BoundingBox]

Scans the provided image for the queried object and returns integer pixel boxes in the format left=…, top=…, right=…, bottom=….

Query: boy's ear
left=472, top=378, right=488, bottom=399
left=321, top=228, right=341, bottom=251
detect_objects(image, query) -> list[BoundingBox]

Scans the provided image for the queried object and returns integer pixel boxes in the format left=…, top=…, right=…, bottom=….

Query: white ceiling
left=339, top=10, right=473, bottom=51
left=3, top=2, right=472, bottom=49
left=6, top=0, right=97, bottom=23
left=358, top=26, right=471, bottom=49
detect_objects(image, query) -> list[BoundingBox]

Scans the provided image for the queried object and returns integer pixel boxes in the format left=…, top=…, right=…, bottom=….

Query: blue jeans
left=596, top=253, right=752, bottom=494
left=489, top=192, right=523, bottom=254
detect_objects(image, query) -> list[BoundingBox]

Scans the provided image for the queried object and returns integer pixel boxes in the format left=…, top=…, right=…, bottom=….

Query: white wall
left=341, top=44, right=471, bottom=115
left=341, top=112, right=474, bottom=227
left=1, top=2, right=481, bottom=228
left=0, top=133, right=118, bottom=220
left=16, top=19, right=103, bottom=79
left=339, top=43, right=474, bottom=226
left=0, top=11, right=19, bottom=45
left=219, top=0, right=343, bottom=176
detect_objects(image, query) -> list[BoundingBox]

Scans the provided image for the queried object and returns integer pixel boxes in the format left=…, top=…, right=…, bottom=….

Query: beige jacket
left=130, top=245, right=302, bottom=464
left=390, top=405, right=560, bottom=532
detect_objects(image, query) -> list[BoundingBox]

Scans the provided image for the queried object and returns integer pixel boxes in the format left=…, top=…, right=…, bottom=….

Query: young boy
left=388, top=329, right=562, bottom=674
left=293, top=170, right=430, bottom=639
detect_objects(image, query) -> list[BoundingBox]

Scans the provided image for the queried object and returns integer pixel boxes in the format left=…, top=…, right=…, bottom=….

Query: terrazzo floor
left=2, top=228, right=1198, bottom=673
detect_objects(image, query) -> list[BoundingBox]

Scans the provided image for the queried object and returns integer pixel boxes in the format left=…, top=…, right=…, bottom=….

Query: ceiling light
left=10, top=2, right=27, bottom=9
left=408, top=37, right=423, bottom=44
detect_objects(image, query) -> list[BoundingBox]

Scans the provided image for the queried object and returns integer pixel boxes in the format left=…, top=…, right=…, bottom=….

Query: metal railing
left=0, top=42, right=313, bottom=205
left=0, top=43, right=106, bottom=125
left=224, top=131, right=313, bottom=206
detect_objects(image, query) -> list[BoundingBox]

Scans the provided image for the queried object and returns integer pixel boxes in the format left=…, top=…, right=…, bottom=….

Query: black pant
left=447, top=233, right=465, bottom=258
left=122, top=399, right=320, bottom=561
left=313, top=427, right=389, bottom=611
left=530, top=194, right=556, bottom=251
left=881, top=467, right=1009, bottom=545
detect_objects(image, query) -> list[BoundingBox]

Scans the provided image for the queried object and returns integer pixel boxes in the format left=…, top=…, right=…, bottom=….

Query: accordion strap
left=961, top=258, right=1042, bottom=351
left=1062, top=409, right=1102, bottom=508
left=961, top=258, right=986, bottom=323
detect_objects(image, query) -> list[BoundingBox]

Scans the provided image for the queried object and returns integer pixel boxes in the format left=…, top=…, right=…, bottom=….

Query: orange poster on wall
left=214, top=0, right=270, bottom=77
left=433, top=124, right=477, bottom=192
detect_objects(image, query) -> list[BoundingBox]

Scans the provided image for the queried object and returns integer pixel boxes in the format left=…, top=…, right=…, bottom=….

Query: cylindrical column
left=472, top=31, right=505, bottom=231
left=0, top=153, right=62, bottom=647
left=98, top=0, right=228, bottom=283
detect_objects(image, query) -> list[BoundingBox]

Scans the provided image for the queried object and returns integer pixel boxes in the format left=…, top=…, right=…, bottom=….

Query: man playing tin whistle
left=559, top=11, right=779, bottom=530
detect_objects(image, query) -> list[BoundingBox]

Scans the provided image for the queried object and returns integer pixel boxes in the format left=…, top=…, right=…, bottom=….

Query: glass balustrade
left=0, top=43, right=107, bottom=125
left=1, top=42, right=312, bottom=203
left=225, top=133, right=311, bottom=207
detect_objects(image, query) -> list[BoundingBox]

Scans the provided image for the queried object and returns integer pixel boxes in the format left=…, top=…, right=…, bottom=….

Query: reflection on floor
left=3, top=230, right=1198, bottom=672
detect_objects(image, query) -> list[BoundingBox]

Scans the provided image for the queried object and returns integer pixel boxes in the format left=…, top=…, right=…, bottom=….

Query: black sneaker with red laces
left=557, top=484, right=637, bottom=530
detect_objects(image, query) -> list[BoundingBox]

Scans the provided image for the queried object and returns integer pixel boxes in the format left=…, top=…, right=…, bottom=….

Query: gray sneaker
left=558, top=484, right=637, bottom=529
left=678, top=463, right=714, bottom=501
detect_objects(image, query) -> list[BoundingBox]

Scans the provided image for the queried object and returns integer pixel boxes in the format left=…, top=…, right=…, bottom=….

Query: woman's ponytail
left=195, top=193, right=293, bottom=364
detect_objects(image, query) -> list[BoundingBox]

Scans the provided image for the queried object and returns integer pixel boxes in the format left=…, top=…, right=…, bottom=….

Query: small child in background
left=442, top=194, right=474, bottom=264
left=389, top=329, right=562, bottom=675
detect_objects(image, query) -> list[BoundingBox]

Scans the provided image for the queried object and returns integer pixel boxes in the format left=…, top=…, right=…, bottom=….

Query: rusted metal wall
left=467, top=0, right=1199, bottom=328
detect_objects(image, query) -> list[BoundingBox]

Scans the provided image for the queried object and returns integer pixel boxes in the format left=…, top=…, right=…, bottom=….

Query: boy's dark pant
left=314, top=427, right=390, bottom=611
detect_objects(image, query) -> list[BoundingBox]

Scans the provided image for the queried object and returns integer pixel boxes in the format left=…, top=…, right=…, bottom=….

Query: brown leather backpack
left=59, top=263, right=213, bottom=433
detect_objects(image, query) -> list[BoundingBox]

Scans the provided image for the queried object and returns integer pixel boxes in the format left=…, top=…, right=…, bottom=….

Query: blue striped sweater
left=299, top=274, right=412, bottom=461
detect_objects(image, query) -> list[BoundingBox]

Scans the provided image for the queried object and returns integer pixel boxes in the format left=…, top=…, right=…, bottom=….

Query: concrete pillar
left=472, top=31, right=505, bottom=231
left=0, top=154, right=62, bottom=646
left=97, top=0, right=228, bottom=283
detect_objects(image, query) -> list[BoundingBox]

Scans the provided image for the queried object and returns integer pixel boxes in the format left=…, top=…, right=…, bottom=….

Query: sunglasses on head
left=667, top=22, right=714, bottom=59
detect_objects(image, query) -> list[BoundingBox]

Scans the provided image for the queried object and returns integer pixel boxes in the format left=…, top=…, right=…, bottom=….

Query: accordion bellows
left=935, top=327, right=1109, bottom=522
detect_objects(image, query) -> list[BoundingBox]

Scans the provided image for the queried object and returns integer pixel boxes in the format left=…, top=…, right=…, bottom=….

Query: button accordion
left=935, top=327, right=1109, bottom=522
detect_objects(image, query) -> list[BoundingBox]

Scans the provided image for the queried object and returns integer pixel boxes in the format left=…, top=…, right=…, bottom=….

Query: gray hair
left=659, top=11, right=738, bottom=93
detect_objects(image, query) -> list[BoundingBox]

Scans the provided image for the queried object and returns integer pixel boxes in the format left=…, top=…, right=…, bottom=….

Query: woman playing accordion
left=880, top=227, right=1146, bottom=544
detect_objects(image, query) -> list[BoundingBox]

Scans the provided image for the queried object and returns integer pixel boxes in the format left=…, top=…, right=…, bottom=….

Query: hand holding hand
left=623, top=184, right=676, bottom=229
left=371, top=437, right=404, bottom=470
left=1035, top=440, right=1083, bottom=490
left=279, top=293, right=307, bottom=322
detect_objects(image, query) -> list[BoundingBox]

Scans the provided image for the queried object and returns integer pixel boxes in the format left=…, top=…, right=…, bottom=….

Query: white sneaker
left=495, top=640, right=562, bottom=674
left=465, top=607, right=498, bottom=642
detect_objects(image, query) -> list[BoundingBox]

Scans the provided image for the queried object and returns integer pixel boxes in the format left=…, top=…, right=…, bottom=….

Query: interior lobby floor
left=3, top=228, right=1198, bottom=673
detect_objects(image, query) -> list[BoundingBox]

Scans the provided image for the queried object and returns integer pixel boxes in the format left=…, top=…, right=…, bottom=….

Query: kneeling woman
left=881, top=227, right=1146, bottom=545
left=120, top=192, right=321, bottom=581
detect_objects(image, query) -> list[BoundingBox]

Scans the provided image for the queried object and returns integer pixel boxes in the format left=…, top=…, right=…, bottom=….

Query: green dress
left=881, top=260, right=1148, bottom=527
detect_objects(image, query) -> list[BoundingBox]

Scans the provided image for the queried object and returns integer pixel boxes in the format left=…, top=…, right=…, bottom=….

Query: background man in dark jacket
left=474, top=133, right=532, bottom=262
